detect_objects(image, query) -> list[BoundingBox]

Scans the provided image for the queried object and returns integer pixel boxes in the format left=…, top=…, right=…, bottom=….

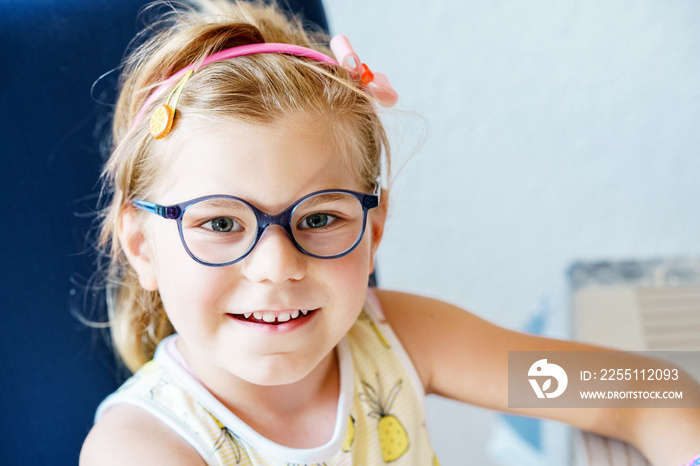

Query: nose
left=241, top=225, right=306, bottom=283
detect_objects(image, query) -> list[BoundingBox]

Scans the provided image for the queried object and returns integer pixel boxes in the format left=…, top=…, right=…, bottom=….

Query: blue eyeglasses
left=132, top=188, right=380, bottom=267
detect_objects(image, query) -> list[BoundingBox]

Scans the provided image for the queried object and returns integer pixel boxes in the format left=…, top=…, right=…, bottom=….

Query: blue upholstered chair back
left=0, top=2, right=328, bottom=464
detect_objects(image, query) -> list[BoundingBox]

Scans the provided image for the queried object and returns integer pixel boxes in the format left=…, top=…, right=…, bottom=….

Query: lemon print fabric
left=360, top=375, right=409, bottom=463
left=342, top=415, right=355, bottom=452
left=285, top=463, right=327, bottom=466
left=206, top=412, right=249, bottom=464
left=358, top=312, right=390, bottom=349
left=118, top=359, right=160, bottom=392
left=369, top=320, right=391, bottom=349
left=212, top=417, right=244, bottom=462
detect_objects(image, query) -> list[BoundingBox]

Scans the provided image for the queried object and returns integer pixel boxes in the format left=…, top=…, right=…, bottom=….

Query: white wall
left=323, top=1, right=700, bottom=464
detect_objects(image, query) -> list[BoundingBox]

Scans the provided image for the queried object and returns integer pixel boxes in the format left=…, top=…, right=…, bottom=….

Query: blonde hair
left=99, top=0, right=391, bottom=372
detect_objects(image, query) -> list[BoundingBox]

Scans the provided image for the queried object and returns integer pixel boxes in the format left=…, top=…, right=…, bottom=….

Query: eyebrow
left=192, top=198, right=251, bottom=211
left=188, top=191, right=355, bottom=214
left=297, top=192, right=352, bottom=208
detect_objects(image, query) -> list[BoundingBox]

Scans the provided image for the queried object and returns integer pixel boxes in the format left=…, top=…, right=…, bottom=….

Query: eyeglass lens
left=180, top=192, right=366, bottom=264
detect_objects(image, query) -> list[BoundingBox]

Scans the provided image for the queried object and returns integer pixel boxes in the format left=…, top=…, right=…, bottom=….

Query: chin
left=241, top=362, right=316, bottom=387
left=250, top=372, right=305, bottom=387
left=231, top=351, right=325, bottom=387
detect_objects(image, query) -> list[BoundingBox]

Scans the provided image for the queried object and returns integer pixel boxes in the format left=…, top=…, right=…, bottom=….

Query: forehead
left=155, top=114, right=363, bottom=209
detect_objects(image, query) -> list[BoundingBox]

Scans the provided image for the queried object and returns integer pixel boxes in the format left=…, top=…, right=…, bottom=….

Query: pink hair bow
left=330, top=35, right=398, bottom=107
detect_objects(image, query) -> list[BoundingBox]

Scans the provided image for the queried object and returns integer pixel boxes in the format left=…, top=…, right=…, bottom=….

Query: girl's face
left=123, top=114, right=385, bottom=389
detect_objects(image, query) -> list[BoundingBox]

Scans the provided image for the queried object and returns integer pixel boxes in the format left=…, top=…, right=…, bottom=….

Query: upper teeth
left=244, top=310, right=309, bottom=322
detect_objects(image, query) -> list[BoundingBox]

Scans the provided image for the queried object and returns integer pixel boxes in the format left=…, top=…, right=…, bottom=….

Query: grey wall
left=324, top=1, right=700, bottom=464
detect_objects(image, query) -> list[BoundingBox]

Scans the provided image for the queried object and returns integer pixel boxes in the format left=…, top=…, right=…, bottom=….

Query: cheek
left=321, top=235, right=374, bottom=305
left=148, top=222, right=230, bottom=327
left=149, top=221, right=190, bottom=283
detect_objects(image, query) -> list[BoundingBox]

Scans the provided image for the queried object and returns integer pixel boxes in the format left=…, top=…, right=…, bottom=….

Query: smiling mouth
left=229, top=309, right=316, bottom=325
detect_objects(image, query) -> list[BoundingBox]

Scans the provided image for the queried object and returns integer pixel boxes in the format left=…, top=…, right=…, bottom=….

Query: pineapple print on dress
left=360, top=375, right=409, bottom=462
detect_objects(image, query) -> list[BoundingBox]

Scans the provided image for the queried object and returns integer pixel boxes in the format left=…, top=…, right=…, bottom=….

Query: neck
left=225, top=350, right=339, bottom=417
left=177, top=339, right=341, bottom=448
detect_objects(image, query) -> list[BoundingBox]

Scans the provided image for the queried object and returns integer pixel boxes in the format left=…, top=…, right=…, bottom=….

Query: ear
left=118, top=206, right=159, bottom=291
left=368, top=188, right=388, bottom=274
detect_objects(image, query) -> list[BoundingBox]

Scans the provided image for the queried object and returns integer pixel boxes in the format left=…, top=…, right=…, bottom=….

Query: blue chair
left=0, top=1, right=328, bottom=464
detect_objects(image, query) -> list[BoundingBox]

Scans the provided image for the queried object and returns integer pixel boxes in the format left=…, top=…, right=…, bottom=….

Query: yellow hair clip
left=149, top=70, right=193, bottom=139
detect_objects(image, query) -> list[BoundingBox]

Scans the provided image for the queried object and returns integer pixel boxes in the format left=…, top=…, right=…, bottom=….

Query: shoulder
left=80, top=404, right=206, bottom=466
left=372, top=288, right=508, bottom=348
left=372, top=288, right=607, bottom=414
left=372, top=289, right=507, bottom=395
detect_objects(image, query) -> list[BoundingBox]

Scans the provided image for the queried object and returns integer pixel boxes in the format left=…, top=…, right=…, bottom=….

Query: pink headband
left=136, top=35, right=398, bottom=139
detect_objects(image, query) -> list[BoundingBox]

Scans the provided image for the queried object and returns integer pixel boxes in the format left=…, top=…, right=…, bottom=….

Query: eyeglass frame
left=131, top=186, right=381, bottom=267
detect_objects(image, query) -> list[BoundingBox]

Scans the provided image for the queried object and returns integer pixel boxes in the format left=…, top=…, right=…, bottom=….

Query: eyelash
left=200, top=217, right=243, bottom=233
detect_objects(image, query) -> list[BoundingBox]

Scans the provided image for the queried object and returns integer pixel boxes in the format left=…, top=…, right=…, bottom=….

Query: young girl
left=80, top=1, right=700, bottom=465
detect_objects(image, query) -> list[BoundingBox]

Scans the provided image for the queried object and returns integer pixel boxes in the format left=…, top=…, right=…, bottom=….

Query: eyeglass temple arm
left=362, top=178, right=381, bottom=209
left=132, top=200, right=182, bottom=219
left=374, top=177, right=382, bottom=195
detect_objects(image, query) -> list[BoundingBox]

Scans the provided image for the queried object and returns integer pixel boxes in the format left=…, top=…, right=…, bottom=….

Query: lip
left=225, top=308, right=319, bottom=334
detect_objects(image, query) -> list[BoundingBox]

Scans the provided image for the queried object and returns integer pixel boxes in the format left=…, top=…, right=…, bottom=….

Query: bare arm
left=80, top=405, right=207, bottom=466
left=375, top=289, right=700, bottom=466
